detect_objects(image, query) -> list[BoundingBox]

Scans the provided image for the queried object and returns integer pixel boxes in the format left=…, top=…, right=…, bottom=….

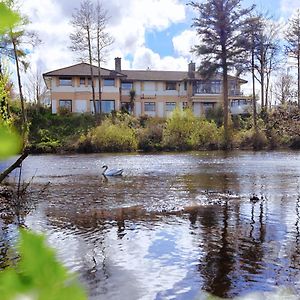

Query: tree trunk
left=12, top=37, right=27, bottom=147
left=252, top=45, right=257, bottom=132
left=298, top=48, right=300, bottom=108
left=222, top=56, right=229, bottom=148
left=97, top=29, right=102, bottom=110
left=87, top=26, right=96, bottom=115
left=0, top=152, right=28, bottom=183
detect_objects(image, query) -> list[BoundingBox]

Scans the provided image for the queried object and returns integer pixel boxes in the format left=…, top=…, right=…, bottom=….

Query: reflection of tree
left=290, top=196, right=300, bottom=269
left=195, top=203, right=234, bottom=298
left=238, top=201, right=266, bottom=276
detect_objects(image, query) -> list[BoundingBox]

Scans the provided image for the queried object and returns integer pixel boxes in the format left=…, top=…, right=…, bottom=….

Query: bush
left=162, top=108, right=196, bottom=150
left=89, top=118, right=138, bottom=152
left=137, top=118, right=164, bottom=151
left=190, top=119, right=221, bottom=149
left=235, top=128, right=268, bottom=150
left=205, top=105, right=224, bottom=127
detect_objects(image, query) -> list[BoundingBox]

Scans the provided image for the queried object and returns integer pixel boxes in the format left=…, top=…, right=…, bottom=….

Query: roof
left=121, top=70, right=186, bottom=81
left=43, top=62, right=125, bottom=78
left=43, top=63, right=247, bottom=83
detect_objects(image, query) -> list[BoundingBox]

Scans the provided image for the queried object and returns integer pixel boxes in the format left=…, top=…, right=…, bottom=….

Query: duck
left=250, top=194, right=260, bottom=202
left=102, top=165, right=123, bottom=176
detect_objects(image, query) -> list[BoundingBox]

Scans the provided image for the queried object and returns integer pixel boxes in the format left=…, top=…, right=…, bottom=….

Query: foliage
left=0, top=2, right=19, bottom=33
left=27, top=106, right=96, bottom=152
left=205, top=105, right=224, bottom=127
left=162, top=108, right=221, bottom=150
left=190, top=119, right=221, bottom=149
left=137, top=117, right=164, bottom=151
left=188, top=0, right=254, bottom=148
left=0, top=124, right=21, bottom=159
left=0, top=229, right=87, bottom=300
left=90, top=118, right=138, bottom=152
left=162, top=108, right=196, bottom=150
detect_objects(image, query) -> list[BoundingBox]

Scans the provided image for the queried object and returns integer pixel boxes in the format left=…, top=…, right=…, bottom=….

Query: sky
left=18, top=0, right=300, bottom=93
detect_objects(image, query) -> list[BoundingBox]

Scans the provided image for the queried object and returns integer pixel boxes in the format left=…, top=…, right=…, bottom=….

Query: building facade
left=43, top=58, right=252, bottom=117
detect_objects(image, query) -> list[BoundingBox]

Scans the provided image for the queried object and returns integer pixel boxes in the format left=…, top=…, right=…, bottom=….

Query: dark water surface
left=2, top=151, right=300, bottom=299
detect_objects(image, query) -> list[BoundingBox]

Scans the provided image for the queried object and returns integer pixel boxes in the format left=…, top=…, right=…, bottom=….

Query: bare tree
left=254, top=18, right=281, bottom=110
left=274, top=72, right=296, bottom=105
left=188, top=0, right=254, bottom=148
left=70, top=0, right=97, bottom=113
left=95, top=1, right=114, bottom=106
left=285, top=9, right=300, bottom=108
left=24, top=66, right=46, bottom=105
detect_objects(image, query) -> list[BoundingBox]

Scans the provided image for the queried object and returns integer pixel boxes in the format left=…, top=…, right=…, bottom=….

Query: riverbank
left=26, top=106, right=300, bottom=154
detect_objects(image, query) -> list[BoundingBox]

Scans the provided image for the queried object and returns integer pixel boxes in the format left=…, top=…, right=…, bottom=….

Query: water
left=2, top=151, right=300, bottom=299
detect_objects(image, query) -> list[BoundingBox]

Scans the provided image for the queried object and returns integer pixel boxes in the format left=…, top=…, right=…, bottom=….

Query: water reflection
left=2, top=151, right=300, bottom=299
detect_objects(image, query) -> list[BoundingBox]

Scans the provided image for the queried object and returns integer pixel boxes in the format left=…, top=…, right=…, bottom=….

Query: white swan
left=102, top=165, right=123, bottom=176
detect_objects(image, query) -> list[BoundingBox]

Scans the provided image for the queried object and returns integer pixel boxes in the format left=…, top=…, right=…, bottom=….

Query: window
left=90, top=100, right=101, bottom=114
left=59, top=77, right=72, bottom=86
left=104, top=79, right=115, bottom=86
left=203, top=102, right=214, bottom=113
left=88, top=77, right=92, bottom=85
left=184, top=81, right=187, bottom=91
left=231, top=99, right=248, bottom=107
left=59, top=100, right=72, bottom=112
left=194, top=80, right=221, bottom=94
left=80, top=77, right=85, bottom=85
left=121, top=82, right=133, bottom=90
left=144, top=102, right=155, bottom=112
left=166, top=82, right=177, bottom=90
left=101, top=100, right=115, bottom=113
left=166, top=102, right=176, bottom=112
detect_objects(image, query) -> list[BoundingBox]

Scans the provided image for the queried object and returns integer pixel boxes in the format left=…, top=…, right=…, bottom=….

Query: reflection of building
left=43, top=58, right=252, bottom=117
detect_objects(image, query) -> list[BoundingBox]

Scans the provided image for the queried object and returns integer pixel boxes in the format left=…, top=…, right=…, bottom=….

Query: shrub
left=206, top=105, right=224, bottom=127
left=162, top=108, right=196, bottom=150
left=190, top=119, right=221, bottom=149
left=90, top=119, right=138, bottom=152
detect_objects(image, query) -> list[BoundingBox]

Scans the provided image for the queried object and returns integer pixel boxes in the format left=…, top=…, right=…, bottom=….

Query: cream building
left=43, top=57, right=252, bottom=117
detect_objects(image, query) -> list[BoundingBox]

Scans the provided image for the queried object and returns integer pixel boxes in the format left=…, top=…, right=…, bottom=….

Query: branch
left=0, top=152, right=28, bottom=183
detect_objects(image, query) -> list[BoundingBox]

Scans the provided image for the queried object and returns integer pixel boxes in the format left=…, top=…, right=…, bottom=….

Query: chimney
left=188, top=61, right=195, bottom=78
left=115, top=57, right=121, bottom=72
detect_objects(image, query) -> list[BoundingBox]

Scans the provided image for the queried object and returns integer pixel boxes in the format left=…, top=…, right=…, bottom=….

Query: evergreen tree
left=189, top=0, right=254, bottom=148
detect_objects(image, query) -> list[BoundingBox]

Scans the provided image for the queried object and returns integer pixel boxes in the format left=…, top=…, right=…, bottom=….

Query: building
left=43, top=58, right=252, bottom=117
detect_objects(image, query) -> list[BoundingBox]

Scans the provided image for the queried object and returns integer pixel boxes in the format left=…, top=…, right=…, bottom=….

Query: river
left=1, top=150, right=300, bottom=299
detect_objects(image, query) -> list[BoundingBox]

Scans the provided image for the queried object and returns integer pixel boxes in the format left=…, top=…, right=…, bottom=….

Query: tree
left=254, top=17, right=281, bottom=110
left=274, top=72, right=296, bottom=105
left=188, top=0, right=254, bottom=148
left=245, top=14, right=263, bottom=135
left=285, top=9, right=300, bottom=108
left=70, top=0, right=97, bottom=114
left=24, top=65, right=46, bottom=105
left=0, top=0, right=40, bottom=146
left=94, top=1, right=113, bottom=106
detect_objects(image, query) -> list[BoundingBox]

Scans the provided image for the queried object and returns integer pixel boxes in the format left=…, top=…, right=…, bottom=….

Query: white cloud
left=280, top=0, right=300, bottom=16
left=172, top=29, right=197, bottom=58
left=132, top=47, right=188, bottom=71
left=19, top=0, right=187, bottom=76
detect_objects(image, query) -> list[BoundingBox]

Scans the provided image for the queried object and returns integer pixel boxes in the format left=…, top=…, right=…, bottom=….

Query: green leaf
left=0, top=125, right=21, bottom=159
left=0, top=229, right=87, bottom=300
left=0, top=2, right=20, bottom=33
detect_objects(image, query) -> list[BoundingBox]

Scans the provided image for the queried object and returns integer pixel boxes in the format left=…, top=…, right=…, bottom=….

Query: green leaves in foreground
left=0, top=229, right=87, bottom=300
left=0, top=2, right=20, bottom=33
left=0, top=125, right=21, bottom=159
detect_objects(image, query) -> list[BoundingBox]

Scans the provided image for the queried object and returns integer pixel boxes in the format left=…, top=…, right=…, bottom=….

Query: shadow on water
left=1, top=150, right=300, bottom=299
